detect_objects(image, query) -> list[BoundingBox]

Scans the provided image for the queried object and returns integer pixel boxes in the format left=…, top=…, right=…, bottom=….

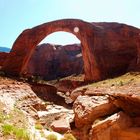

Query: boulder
left=54, top=79, right=84, bottom=93
left=71, top=73, right=140, bottom=116
left=31, top=83, right=72, bottom=108
left=90, top=111, right=140, bottom=140
left=73, top=95, right=118, bottom=128
left=31, top=83, right=63, bottom=104
left=109, top=84, right=140, bottom=116
left=50, top=116, right=71, bottom=133
left=71, top=73, right=140, bottom=139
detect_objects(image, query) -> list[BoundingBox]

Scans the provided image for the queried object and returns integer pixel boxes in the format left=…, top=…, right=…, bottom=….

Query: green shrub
left=0, top=112, right=8, bottom=123
left=35, top=123, right=43, bottom=130
left=2, top=124, right=14, bottom=135
left=2, top=124, right=31, bottom=140
left=61, top=133, right=77, bottom=140
left=14, top=127, right=30, bottom=140
left=46, top=133, right=58, bottom=140
left=119, top=81, right=123, bottom=86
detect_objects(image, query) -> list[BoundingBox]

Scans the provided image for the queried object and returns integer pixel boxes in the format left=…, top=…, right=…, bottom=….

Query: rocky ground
left=0, top=76, right=75, bottom=140
left=70, top=72, right=140, bottom=140
left=0, top=72, right=140, bottom=140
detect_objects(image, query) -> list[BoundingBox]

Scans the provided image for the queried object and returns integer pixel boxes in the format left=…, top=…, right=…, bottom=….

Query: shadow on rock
left=30, top=83, right=71, bottom=108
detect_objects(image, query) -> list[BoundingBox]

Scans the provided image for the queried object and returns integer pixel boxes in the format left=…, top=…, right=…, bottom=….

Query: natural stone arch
left=3, top=19, right=140, bottom=81
left=2, top=19, right=101, bottom=81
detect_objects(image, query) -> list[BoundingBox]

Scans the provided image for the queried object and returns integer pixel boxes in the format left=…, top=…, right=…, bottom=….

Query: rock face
left=91, top=112, right=140, bottom=140
left=50, top=115, right=71, bottom=133
left=27, top=43, right=83, bottom=80
left=71, top=73, right=140, bottom=140
left=2, top=19, right=140, bottom=81
left=73, top=95, right=118, bottom=128
left=31, top=83, right=69, bottom=107
left=0, top=52, right=9, bottom=67
left=91, top=22, right=140, bottom=78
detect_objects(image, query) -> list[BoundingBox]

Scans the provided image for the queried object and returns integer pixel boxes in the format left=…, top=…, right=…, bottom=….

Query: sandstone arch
left=2, top=19, right=140, bottom=81
left=3, top=19, right=101, bottom=81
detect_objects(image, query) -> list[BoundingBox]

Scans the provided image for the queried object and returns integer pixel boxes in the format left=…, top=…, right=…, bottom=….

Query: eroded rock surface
left=31, top=83, right=71, bottom=107
left=50, top=114, right=71, bottom=133
left=73, top=95, right=118, bottom=128
left=90, top=111, right=140, bottom=140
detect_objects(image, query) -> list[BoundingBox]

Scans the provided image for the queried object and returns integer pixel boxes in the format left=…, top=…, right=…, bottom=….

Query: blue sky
left=0, top=0, right=139, bottom=48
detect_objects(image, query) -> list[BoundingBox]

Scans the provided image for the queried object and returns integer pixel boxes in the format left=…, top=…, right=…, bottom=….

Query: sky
left=0, top=0, right=139, bottom=48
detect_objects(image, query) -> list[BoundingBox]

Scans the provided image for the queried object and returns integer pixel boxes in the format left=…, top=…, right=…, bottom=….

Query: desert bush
left=61, top=133, right=76, bottom=140
left=46, top=133, right=58, bottom=140
left=2, top=124, right=31, bottom=140
left=35, top=123, right=43, bottom=130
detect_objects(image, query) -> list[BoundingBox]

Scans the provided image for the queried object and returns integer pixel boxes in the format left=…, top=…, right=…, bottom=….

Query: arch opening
left=27, top=31, right=84, bottom=81
left=39, top=31, right=80, bottom=45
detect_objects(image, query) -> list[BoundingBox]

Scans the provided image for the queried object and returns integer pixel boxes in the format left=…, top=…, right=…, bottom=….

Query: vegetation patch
left=61, top=133, right=77, bottom=140
left=46, top=133, right=58, bottom=140
left=2, top=124, right=30, bottom=140
left=0, top=102, right=31, bottom=140
left=87, top=72, right=140, bottom=88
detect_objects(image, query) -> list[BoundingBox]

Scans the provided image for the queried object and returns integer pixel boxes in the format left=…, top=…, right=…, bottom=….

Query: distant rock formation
left=0, top=46, right=10, bottom=52
left=27, top=43, right=83, bottom=80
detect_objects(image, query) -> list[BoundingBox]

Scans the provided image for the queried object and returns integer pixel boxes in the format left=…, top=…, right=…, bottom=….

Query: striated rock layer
left=2, top=19, right=140, bottom=81
left=27, top=43, right=83, bottom=80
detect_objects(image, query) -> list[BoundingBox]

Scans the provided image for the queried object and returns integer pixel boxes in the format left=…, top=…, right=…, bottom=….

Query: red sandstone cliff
left=27, top=43, right=83, bottom=80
